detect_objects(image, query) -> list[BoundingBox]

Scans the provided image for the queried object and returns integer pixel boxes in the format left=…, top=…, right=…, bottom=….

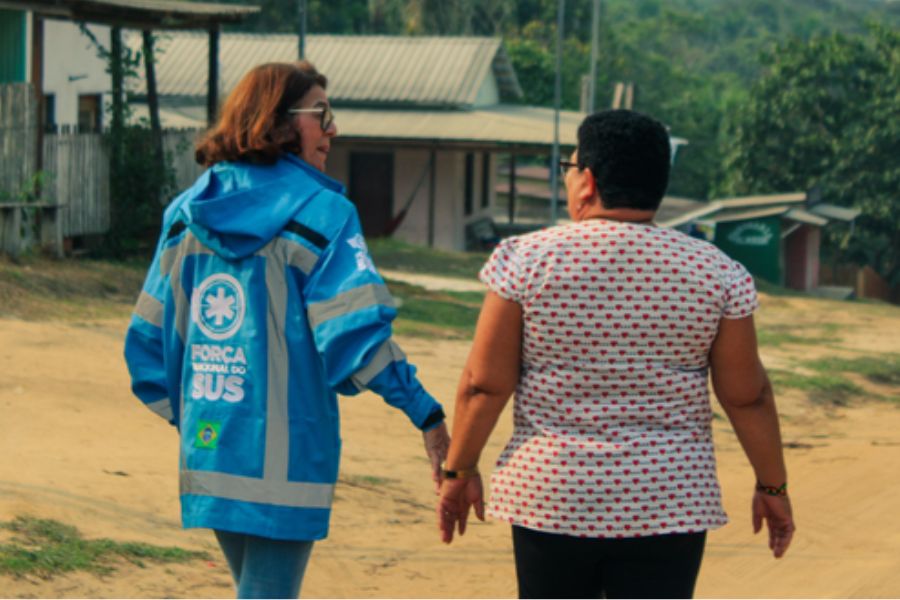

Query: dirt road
left=1, top=292, right=900, bottom=598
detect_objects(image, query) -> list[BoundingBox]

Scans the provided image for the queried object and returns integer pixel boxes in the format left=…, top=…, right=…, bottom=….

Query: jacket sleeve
left=123, top=223, right=179, bottom=428
left=302, top=210, right=444, bottom=431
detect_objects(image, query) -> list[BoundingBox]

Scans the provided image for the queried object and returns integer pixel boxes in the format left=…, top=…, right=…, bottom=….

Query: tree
left=719, top=25, right=900, bottom=286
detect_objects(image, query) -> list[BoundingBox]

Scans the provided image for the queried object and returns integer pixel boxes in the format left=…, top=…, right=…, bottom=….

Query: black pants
left=512, top=526, right=706, bottom=599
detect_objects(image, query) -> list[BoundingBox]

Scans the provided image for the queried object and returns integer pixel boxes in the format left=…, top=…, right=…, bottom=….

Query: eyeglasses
left=558, top=160, right=579, bottom=177
left=288, top=106, right=335, bottom=132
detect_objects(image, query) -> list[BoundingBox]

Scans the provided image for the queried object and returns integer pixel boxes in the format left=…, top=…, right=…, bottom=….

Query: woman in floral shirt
left=437, top=110, right=794, bottom=599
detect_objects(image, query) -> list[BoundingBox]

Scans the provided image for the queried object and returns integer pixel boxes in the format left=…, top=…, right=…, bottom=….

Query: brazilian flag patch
left=194, top=420, right=221, bottom=450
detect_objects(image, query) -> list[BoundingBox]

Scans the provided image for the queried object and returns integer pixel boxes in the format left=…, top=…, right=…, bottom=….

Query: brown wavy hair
left=195, top=61, right=327, bottom=167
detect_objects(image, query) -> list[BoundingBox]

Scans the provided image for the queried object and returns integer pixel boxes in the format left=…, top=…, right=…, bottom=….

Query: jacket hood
left=177, top=154, right=345, bottom=260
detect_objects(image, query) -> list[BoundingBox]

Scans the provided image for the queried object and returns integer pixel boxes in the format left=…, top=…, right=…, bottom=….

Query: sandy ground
left=2, top=293, right=900, bottom=598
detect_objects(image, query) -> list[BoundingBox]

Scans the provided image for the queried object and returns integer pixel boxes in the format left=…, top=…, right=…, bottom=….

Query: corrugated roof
left=332, top=104, right=583, bottom=149
left=127, top=32, right=522, bottom=108
left=661, top=192, right=808, bottom=228
left=717, top=193, right=806, bottom=209
left=809, top=203, right=861, bottom=222
left=145, top=103, right=585, bottom=149
left=3, top=0, right=258, bottom=28
left=710, top=206, right=791, bottom=223
left=655, top=196, right=706, bottom=224
left=97, top=0, right=256, bottom=15
left=784, top=207, right=829, bottom=226
left=660, top=195, right=858, bottom=229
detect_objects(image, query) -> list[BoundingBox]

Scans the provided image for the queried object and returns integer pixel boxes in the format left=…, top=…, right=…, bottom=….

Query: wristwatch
left=441, top=466, right=479, bottom=479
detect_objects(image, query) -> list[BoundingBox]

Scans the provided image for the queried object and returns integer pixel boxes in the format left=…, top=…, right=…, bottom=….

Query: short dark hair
left=576, top=110, right=671, bottom=211
left=195, top=61, right=327, bottom=167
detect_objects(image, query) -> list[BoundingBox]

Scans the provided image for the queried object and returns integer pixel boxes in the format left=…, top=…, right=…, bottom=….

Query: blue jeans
left=214, top=530, right=315, bottom=599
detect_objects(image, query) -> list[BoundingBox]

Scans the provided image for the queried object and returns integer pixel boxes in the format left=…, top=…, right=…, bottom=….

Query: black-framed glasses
left=558, top=160, right=579, bottom=177
left=288, top=106, right=335, bottom=131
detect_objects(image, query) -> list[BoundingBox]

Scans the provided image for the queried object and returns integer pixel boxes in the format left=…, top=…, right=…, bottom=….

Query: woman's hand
left=423, top=423, right=451, bottom=494
left=437, top=476, right=485, bottom=544
left=752, top=490, right=795, bottom=558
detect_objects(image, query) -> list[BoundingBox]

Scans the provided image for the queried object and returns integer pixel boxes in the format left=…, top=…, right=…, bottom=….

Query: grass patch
left=340, top=474, right=399, bottom=488
left=368, top=238, right=489, bottom=280
left=769, top=369, right=866, bottom=406
left=386, top=279, right=481, bottom=339
left=804, top=355, right=900, bottom=386
left=754, top=278, right=807, bottom=298
left=757, top=323, right=842, bottom=347
left=0, top=252, right=484, bottom=336
left=0, top=255, right=145, bottom=320
left=0, top=516, right=207, bottom=578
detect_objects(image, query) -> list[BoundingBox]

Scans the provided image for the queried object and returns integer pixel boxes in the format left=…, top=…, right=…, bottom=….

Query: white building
left=38, top=28, right=689, bottom=251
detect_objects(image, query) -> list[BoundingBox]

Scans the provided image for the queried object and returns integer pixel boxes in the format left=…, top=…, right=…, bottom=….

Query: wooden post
left=0, top=205, right=23, bottom=257
left=207, top=26, right=220, bottom=127
left=612, top=82, right=624, bottom=109
left=110, top=27, right=124, bottom=136
left=109, top=26, right=125, bottom=238
left=507, top=153, right=517, bottom=224
left=297, top=0, right=307, bottom=59
left=39, top=204, right=63, bottom=258
left=624, top=82, right=634, bottom=109
left=30, top=14, right=44, bottom=172
left=427, top=148, right=436, bottom=248
left=142, top=30, right=164, bottom=175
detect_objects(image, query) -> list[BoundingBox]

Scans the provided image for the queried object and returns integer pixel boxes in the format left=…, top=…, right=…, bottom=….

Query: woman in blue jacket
left=124, top=61, right=449, bottom=599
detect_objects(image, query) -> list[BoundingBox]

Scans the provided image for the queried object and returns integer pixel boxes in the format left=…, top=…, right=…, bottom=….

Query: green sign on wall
left=0, top=9, right=27, bottom=83
left=713, top=216, right=782, bottom=284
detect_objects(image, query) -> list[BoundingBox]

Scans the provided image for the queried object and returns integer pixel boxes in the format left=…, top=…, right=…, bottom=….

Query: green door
left=0, top=9, right=27, bottom=83
left=714, top=216, right=782, bottom=284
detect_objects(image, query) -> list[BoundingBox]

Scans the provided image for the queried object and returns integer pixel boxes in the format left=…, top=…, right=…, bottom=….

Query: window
left=464, top=152, right=474, bottom=216
left=43, top=94, right=56, bottom=133
left=77, top=94, right=101, bottom=132
left=349, top=152, right=394, bottom=237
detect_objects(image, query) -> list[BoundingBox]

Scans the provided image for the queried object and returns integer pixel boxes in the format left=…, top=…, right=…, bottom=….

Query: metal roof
left=716, top=193, right=806, bottom=209
left=0, top=0, right=258, bottom=28
left=660, top=192, right=859, bottom=229
left=808, top=203, right=862, bottom=222
left=709, top=205, right=791, bottom=223
left=329, top=104, right=583, bottom=150
left=127, top=32, right=523, bottom=108
left=784, top=207, right=829, bottom=227
left=661, top=192, right=808, bottom=228
left=655, top=196, right=706, bottom=224
left=144, top=103, right=584, bottom=150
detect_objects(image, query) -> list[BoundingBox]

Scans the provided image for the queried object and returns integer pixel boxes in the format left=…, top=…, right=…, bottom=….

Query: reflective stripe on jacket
left=124, top=155, right=441, bottom=541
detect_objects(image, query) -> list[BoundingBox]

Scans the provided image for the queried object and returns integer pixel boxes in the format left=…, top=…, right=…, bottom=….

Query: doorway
left=349, top=152, right=394, bottom=237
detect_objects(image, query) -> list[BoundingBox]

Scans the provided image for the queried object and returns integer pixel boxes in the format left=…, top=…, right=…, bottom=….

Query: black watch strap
left=421, top=407, right=446, bottom=430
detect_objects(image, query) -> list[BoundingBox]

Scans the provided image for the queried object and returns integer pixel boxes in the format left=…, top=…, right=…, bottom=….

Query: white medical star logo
left=191, top=273, right=246, bottom=341
left=204, top=286, right=236, bottom=326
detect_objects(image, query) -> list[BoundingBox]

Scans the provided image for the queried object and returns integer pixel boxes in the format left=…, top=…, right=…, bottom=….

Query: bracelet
left=441, top=465, right=479, bottom=479
left=756, top=481, right=788, bottom=497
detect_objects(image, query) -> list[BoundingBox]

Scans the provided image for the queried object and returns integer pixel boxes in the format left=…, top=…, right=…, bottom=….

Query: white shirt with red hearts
left=479, top=219, right=758, bottom=538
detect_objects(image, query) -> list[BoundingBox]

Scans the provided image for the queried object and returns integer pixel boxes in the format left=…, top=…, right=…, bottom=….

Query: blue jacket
left=124, top=154, right=443, bottom=541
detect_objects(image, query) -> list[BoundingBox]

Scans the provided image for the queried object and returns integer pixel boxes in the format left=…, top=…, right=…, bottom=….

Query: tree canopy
left=720, top=25, right=900, bottom=286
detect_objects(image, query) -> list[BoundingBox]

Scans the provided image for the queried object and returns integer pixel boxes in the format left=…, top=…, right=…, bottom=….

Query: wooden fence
left=0, top=83, right=37, bottom=200
left=0, top=82, right=205, bottom=255
left=164, top=128, right=205, bottom=193
left=42, top=131, right=110, bottom=236
left=0, top=83, right=42, bottom=255
left=820, top=263, right=899, bottom=304
left=38, top=128, right=205, bottom=239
